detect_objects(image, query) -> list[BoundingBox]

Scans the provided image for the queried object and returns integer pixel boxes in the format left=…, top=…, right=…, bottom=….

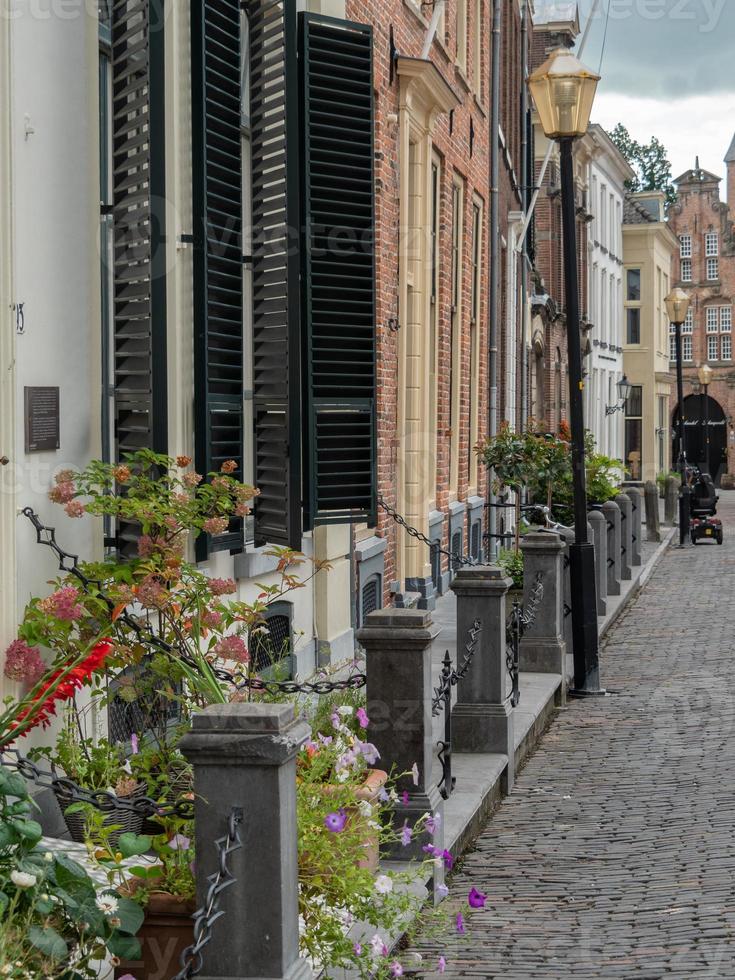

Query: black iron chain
left=377, top=495, right=479, bottom=567
left=172, top=806, right=243, bottom=980
left=0, top=748, right=195, bottom=820
left=431, top=619, right=483, bottom=715
left=505, top=573, right=544, bottom=708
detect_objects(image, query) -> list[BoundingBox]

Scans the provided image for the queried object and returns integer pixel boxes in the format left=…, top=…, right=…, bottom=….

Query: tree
left=609, top=123, right=677, bottom=207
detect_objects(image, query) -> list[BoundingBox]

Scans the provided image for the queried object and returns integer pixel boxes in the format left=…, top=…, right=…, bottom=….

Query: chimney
left=726, top=133, right=735, bottom=214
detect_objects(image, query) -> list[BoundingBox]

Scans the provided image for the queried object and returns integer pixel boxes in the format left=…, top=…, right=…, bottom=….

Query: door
left=673, top=394, right=728, bottom=485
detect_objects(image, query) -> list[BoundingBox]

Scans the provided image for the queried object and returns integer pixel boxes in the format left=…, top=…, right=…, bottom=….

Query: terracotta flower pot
left=115, top=887, right=195, bottom=980
left=354, top=768, right=389, bottom=871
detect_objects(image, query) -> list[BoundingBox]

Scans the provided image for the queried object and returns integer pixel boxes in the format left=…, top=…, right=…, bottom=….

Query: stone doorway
left=673, top=393, right=728, bottom=485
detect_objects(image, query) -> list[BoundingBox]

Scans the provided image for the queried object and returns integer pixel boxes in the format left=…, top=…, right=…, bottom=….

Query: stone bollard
left=615, top=493, right=633, bottom=581
left=665, top=475, right=679, bottom=525
left=451, top=566, right=514, bottom=792
left=625, top=487, right=643, bottom=566
left=519, top=533, right=566, bottom=694
left=588, top=511, right=608, bottom=617
left=180, top=703, right=311, bottom=980
left=602, top=500, right=622, bottom=597
left=644, top=481, right=661, bottom=542
left=358, top=609, right=444, bottom=861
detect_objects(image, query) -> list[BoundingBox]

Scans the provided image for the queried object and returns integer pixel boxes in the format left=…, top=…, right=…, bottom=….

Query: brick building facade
left=668, top=144, right=735, bottom=486
left=346, top=0, right=530, bottom=610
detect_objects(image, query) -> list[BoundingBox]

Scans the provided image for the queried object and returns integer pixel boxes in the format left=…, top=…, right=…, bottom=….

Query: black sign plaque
left=24, top=386, right=60, bottom=453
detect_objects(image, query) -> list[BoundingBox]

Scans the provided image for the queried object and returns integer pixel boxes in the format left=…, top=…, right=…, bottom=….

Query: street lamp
left=529, top=48, right=602, bottom=696
left=665, top=288, right=692, bottom=546
left=698, top=362, right=714, bottom=476
left=605, top=375, right=632, bottom=416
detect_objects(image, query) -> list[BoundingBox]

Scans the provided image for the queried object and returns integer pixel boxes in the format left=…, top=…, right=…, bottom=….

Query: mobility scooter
left=689, top=468, right=723, bottom=545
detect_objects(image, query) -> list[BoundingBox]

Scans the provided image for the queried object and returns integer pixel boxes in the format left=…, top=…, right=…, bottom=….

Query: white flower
left=11, top=870, right=37, bottom=889
left=358, top=800, right=373, bottom=817
left=43, top=852, right=53, bottom=862
left=374, top=874, right=393, bottom=895
left=389, top=788, right=399, bottom=804
left=95, top=895, right=119, bottom=915
left=411, top=762, right=419, bottom=786
left=335, top=769, right=350, bottom=783
left=1, top=966, right=13, bottom=976
left=337, top=705, right=354, bottom=716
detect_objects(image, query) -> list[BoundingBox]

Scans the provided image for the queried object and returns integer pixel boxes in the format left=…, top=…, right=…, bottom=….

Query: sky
left=536, top=0, right=735, bottom=183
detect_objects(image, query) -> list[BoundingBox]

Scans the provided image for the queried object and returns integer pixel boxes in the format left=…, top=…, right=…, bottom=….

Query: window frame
left=681, top=258, right=692, bottom=282
left=708, top=334, right=719, bottom=362
left=707, top=256, right=719, bottom=281
left=679, top=234, right=692, bottom=258
left=705, top=231, right=719, bottom=257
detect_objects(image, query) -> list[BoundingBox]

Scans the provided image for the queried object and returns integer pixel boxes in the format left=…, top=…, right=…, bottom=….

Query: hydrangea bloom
left=214, top=635, right=249, bottom=663
left=3, top=639, right=46, bottom=685
left=38, top=585, right=84, bottom=622
left=208, top=577, right=238, bottom=596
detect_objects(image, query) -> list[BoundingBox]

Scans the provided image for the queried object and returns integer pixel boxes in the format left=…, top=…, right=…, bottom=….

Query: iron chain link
left=377, top=495, right=480, bottom=567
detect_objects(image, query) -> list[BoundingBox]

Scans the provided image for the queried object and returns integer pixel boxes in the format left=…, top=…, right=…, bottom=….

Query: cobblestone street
left=406, top=492, right=735, bottom=978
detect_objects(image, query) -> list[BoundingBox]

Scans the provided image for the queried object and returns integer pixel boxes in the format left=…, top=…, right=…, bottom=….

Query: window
left=708, top=334, right=719, bottom=361
left=669, top=333, right=677, bottom=363
left=473, top=0, right=482, bottom=99
left=681, top=258, right=692, bottom=282
left=627, top=308, right=641, bottom=345
left=723, top=335, right=732, bottom=361
left=721, top=306, right=732, bottom=332
left=627, top=268, right=641, bottom=301
left=625, top=268, right=642, bottom=345
left=625, top=385, right=643, bottom=482
left=430, top=155, right=441, bottom=475
left=456, top=0, right=467, bottom=74
left=450, top=177, right=464, bottom=491
left=469, top=199, right=483, bottom=485
left=707, top=257, right=719, bottom=281
left=706, top=308, right=719, bottom=333
left=250, top=603, right=293, bottom=677
left=682, top=336, right=693, bottom=362
left=680, top=234, right=692, bottom=258
left=683, top=309, right=694, bottom=333
left=705, top=232, right=719, bottom=257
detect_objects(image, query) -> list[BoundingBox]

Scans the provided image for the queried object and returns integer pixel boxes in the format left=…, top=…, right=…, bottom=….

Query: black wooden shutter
left=300, top=15, right=377, bottom=530
left=111, top=0, right=168, bottom=554
left=191, top=0, right=244, bottom=558
left=249, top=0, right=303, bottom=549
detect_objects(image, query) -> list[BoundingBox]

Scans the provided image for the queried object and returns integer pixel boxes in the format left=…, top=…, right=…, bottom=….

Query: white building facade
left=583, top=124, right=635, bottom=462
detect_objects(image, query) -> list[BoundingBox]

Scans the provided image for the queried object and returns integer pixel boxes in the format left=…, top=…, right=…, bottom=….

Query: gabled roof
left=623, top=194, right=656, bottom=225
left=726, top=133, right=735, bottom=164
left=674, top=164, right=721, bottom=186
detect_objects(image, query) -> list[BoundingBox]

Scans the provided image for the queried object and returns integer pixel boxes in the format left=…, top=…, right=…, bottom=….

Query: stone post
left=358, top=609, right=444, bottom=861
left=665, top=475, right=679, bottom=525
left=450, top=566, right=514, bottom=791
left=180, top=704, right=311, bottom=980
left=616, top=493, right=633, bottom=581
left=625, top=487, right=643, bottom=566
left=602, top=500, right=622, bottom=597
left=588, top=511, right=608, bottom=617
left=644, top=481, right=661, bottom=542
left=519, top=533, right=566, bottom=683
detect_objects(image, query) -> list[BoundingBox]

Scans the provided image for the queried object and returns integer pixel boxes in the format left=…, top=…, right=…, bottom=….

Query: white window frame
left=682, top=336, right=693, bottom=362
left=708, top=334, right=719, bottom=361
left=720, top=306, right=732, bottom=333
left=706, top=308, right=719, bottom=333
left=669, top=333, right=677, bottom=363
left=707, top=257, right=719, bottom=281
left=681, top=258, right=692, bottom=282
left=722, top=334, right=732, bottom=361
left=705, top=232, right=719, bottom=257
left=679, top=234, right=692, bottom=258
left=682, top=309, right=694, bottom=334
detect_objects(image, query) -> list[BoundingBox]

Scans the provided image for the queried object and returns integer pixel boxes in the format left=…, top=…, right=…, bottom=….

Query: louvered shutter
left=249, top=0, right=303, bottom=549
left=300, top=15, right=377, bottom=530
left=111, top=0, right=168, bottom=555
left=191, top=0, right=244, bottom=558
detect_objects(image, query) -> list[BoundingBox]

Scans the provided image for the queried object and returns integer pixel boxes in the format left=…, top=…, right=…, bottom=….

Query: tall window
left=723, top=335, right=732, bottom=361
left=721, top=306, right=732, bottom=333
left=683, top=309, right=694, bottom=333
left=708, top=334, right=719, bottom=361
left=473, top=0, right=483, bottom=99
left=98, top=10, right=114, bottom=494
left=450, top=177, right=464, bottom=492
left=625, top=268, right=641, bottom=344
left=681, top=258, right=692, bottom=282
left=707, top=257, right=719, bottom=281
left=679, top=234, right=692, bottom=258
left=469, top=198, right=483, bottom=486
left=456, top=0, right=468, bottom=74
left=625, top=385, right=643, bottom=481
left=669, top=329, right=677, bottom=363
left=706, top=307, right=719, bottom=333
left=682, top=336, right=693, bottom=362
left=705, top=232, right=719, bottom=257
left=430, top=155, right=441, bottom=477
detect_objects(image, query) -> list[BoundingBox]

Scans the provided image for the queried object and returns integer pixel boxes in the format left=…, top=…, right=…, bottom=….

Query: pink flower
left=468, top=887, right=487, bottom=909
left=64, top=500, right=85, bottom=519
left=436, top=883, right=449, bottom=899
left=48, top=480, right=76, bottom=504
left=356, top=739, right=380, bottom=765
left=356, top=707, right=369, bottom=729
left=425, top=812, right=441, bottom=836
left=3, top=639, right=46, bottom=685
left=369, top=934, right=388, bottom=958
left=390, top=964, right=403, bottom=977
left=130, top=733, right=139, bottom=755
left=118, top=975, right=138, bottom=980
left=402, top=791, right=410, bottom=806
left=203, top=516, right=229, bottom=536
left=324, top=809, right=347, bottom=833
left=38, top=586, right=84, bottom=622
left=168, top=834, right=191, bottom=851
left=400, top=822, right=412, bottom=847
left=183, top=472, right=203, bottom=488
left=456, top=912, right=465, bottom=934
left=438, top=956, right=447, bottom=973
left=214, top=635, right=249, bottom=663
left=201, top=608, right=223, bottom=629
left=137, top=535, right=155, bottom=558
left=136, top=577, right=166, bottom=609
left=353, top=942, right=362, bottom=956
left=235, top=502, right=250, bottom=518
left=220, top=459, right=238, bottom=474
left=208, top=577, right=237, bottom=596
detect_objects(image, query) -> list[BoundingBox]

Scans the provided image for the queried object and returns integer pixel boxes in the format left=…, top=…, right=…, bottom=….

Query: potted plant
left=497, top=548, right=525, bottom=600
left=0, top=767, right=143, bottom=977
left=478, top=422, right=543, bottom=553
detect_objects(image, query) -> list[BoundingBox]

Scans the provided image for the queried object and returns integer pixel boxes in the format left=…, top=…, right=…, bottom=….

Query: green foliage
left=0, top=768, right=140, bottom=978
left=608, top=123, right=677, bottom=207
left=497, top=549, right=525, bottom=591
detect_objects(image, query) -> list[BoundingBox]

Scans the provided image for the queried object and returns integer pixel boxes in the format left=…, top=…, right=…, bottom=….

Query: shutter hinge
left=178, top=233, right=194, bottom=250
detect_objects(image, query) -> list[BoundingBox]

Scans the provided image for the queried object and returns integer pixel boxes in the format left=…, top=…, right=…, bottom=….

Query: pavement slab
left=402, top=491, right=735, bottom=978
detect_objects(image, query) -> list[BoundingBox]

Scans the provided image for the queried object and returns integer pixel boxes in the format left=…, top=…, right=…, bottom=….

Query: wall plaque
left=24, top=386, right=60, bottom=453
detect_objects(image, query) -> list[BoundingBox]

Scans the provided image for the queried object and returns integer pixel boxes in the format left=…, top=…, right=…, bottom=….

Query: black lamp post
left=698, top=363, right=714, bottom=475
left=665, top=288, right=693, bottom=547
left=529, top=47, right=603, bottom=696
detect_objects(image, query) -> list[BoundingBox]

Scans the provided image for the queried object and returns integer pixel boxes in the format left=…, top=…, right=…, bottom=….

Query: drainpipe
left=487, top=0, right=502, bottom=558
left=519, top=0, right=529, bottom=430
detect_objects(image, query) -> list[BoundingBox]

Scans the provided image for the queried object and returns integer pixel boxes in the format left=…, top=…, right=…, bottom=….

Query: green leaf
left=0, top=822, right=18, bottom=849
left=106, top=932, right=141, bottom=961
left=115, top=896, right=145, bottom=935
left=11, top=817, right=42, bottom=844
left=117, top=832, right=152, bottom=858
left=3, top=773, right=30, bottom=799
left=29, top=925, right=69, bottom=960
left=63, top=802, right=89, bottom=816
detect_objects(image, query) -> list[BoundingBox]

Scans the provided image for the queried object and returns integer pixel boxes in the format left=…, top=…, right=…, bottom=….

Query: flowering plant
left=0, top=767, right=143, bottom=978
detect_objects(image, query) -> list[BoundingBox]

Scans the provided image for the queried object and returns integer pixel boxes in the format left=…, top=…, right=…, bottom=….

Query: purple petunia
left=356, top=707, right=369, bottom=729
left=168, top=834, right=191, bottom=851
left=436, top=883, right=449, bottom=899
left=438, top=956, right=447, bottom=973
left=456, top=912, right=465, bottom=934
left=353, top=942, right=362, bottom=956
left=468, top=887, right=487, bottom=909
left=425, top=812, right=441, bottom=836
left=356, top=739, right=381, bottom=765
left=401, top=790, right=410, bottom=806
left=390, top=963, right=403, bottom=977
left=400, top=822, right=413, bottom=847
left=324, top=809, right=348, bottom=833
left=130, top=733, right=139, bottom=755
